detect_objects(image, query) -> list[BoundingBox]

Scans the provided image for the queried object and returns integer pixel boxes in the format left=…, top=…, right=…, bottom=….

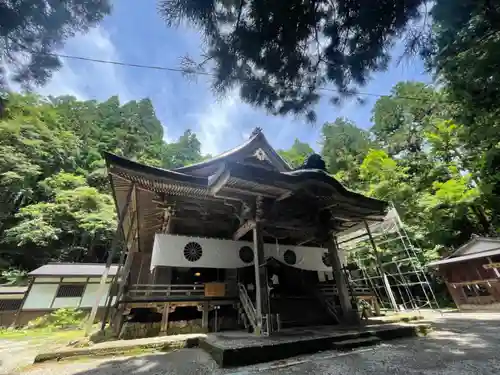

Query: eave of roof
left=447, top=236, right=500, bottom=258
left=104, top=152, right=208, bottom=186
left=0, top=286, right=28, bottom=294
left=105, top=153, right=387, bottom=216
left=29, top=263, right=120, bottom=277
left=427, top=246, right=500, bottom=267
left=223, top=162, right=387, bottom=212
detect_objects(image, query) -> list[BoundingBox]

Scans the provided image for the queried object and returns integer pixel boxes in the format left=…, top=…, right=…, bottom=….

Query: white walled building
left=3, top=263, right=119, bottom=326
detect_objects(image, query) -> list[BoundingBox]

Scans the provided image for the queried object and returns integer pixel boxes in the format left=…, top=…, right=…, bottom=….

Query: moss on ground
left=0, top=327, right=85, bottom=342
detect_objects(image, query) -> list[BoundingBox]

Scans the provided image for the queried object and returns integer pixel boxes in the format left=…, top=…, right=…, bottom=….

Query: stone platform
left=199, top=322, right=430, bottom=367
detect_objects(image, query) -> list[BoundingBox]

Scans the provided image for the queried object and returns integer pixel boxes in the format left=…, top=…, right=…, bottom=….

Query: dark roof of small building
left=427, top=237, right=500, bottom=267
left=29, top=263, right=119, bottom=277
left=0, top=286, right=28, bottom=294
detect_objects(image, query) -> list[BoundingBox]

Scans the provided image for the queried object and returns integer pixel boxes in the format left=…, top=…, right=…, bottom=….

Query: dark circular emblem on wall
left=239, top=246, right=254, bottom=263
left=322, top=252, right=331, bottom=267
left=183, top=242, right=203, bottom=262
left=283, top=250, right=297, bottom=265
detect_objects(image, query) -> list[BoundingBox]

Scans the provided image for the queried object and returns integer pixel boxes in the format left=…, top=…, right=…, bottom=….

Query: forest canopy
left=0, top=93, right=204, bottom=273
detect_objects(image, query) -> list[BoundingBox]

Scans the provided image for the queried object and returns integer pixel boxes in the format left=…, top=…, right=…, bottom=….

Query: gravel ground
left=14, top=312, right=500, bottom=375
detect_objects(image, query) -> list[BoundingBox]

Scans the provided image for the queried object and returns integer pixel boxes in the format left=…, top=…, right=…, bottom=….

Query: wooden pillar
left=161, top=303, right=170, bottom=334
left=202, top=301, right=209, bottom=331
left=85, top=183, right=134, bottom=336
left=327, top=237, right=356, bottom=323
left=12, top=277, right=35, bottom=328
left=444, top=280, right=462, bottom=311
left=253, top=220, right=271, bottom=335
left=102, top=213, right=138, bottom=331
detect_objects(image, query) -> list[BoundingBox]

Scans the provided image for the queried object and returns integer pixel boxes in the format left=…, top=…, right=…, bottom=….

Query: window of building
left=463, top=285, right=476, bottom=297
left=56, top=284, right=85, bottom=298
left=476, top=284, right=491, bottom=296
left=0, top=299, right=23, bottom=311
left=463, top=283, right=491, bottom=298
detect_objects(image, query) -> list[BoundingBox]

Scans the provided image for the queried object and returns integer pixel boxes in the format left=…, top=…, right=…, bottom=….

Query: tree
left=160, top=0, right=425, bottom=120
left=427, top=0, right=500, bottom=125
left=0, top=0, right=112, bottom=88
left=4, top=173, right=116, bottom=265
left=0, top=92, right=206, bottom=271
left=321, top=118, right=373, bottom=188
left=277, top=139, right=314, bottom=168
left=371, top=82, right=442, bottom=156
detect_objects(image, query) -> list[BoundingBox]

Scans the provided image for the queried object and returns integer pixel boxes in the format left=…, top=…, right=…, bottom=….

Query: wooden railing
left=238, top=283, right=259, bottom=333
left=318, top=283, right=373, bottom=296
left=127, top=284, right=205, bottom=298
left=312, top=287, right=339, bottom=323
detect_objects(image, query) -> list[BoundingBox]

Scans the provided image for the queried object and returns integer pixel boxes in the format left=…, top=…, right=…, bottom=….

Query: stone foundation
left=168, top=319, right=207, bottom=335
left=119, top=321, right=161, bottom=340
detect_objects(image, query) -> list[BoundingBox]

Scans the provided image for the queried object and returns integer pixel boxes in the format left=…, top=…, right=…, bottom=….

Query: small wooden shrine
left=428, top=236, right=500, bottom=311
left=96, top=129, right=387, bottom=337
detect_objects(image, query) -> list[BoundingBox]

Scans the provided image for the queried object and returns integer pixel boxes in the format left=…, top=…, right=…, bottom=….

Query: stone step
left=200, top=323, right=429, bottom=367
left=331, top=335, right=381, bottom=350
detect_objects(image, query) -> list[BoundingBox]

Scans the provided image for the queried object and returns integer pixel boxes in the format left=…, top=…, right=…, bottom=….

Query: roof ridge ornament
left=298, top=153, right=327, bottom=171
left=250, top=127, right=263, bottom=138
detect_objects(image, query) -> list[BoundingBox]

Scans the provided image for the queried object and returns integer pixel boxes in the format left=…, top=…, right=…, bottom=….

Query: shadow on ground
left=22, top=313, right=500, bottom=375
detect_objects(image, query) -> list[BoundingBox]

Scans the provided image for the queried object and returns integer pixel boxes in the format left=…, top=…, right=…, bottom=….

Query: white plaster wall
left=151, top=234, right=336, bottom=271
left=151, top=234, right=254, bottom=269
left=79, top=283, right=110, bottom=307
left=23, top=284, right=58, bottom=309
left=52, top=297, right=81, bottom=309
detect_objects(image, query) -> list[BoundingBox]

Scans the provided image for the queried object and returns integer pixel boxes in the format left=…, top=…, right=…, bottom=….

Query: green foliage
left=0, top=1, right=111, bottom=89
left=428, top=1, right=500, bottom=121
left=0, top=268, right=28, bottom=285
left=308, top=78, right=499, bottom=266
left=27, top=308, right=87, bottom=329
left=371, top=82, right=441, bottom=156
left=0, top=92, right=204, bottom=271
left=160, top=0, right=425, bottom=120
left=277, top=139, right=314, bottom=168
left=321, top=118, right=373, bottom=188
left=159, top=1, right=497, bottom=123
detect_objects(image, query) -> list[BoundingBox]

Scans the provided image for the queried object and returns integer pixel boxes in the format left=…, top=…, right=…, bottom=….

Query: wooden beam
left=210, top=168, right=231, bottom=196
left=85, top=183, right=134, bottom=336
left=233, top=220, right=255, bottom=240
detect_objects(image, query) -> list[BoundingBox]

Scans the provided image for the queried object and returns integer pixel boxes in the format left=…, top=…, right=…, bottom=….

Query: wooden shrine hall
left=97, top=129, right=387, bottom=337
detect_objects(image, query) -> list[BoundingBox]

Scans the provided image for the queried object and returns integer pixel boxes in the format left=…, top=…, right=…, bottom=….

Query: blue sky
left=34, top=0, right=431, bottom=156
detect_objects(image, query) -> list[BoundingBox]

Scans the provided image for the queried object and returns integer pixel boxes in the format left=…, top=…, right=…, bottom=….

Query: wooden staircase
left=311, top=284, right=340, bottom=323
left=237, top=283, right=262, bottom=334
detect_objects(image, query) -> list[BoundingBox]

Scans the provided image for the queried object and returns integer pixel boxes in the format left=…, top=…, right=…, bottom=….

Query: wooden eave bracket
left=233, top=219, right=256, bottom=240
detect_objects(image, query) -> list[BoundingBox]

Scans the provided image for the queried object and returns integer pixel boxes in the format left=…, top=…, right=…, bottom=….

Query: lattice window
left=463, top=284, right=491, bottom=297
left=56, top=284, right=85, bottom=298
left=0, top=299, right=22, bottom=311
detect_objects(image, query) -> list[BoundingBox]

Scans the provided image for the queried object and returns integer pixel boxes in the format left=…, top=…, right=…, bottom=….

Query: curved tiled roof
left=173, top=131, right=292, bottom=175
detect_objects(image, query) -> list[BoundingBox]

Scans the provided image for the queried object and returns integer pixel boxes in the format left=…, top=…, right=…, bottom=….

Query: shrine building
left=100, top=129, right=387, bottom=337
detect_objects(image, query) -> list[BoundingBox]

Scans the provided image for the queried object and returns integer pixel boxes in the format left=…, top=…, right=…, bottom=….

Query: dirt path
left=12, top=312, right=500, bottom=375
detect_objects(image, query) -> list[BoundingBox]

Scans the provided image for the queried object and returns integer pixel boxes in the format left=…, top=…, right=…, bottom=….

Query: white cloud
left=189, top=89, right=241, bottom=155
left=35, top=26, right=131, bottom=102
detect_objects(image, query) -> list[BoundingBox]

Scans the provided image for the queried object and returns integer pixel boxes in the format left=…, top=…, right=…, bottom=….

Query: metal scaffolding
left=338, top=205, right=440, bottom=312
